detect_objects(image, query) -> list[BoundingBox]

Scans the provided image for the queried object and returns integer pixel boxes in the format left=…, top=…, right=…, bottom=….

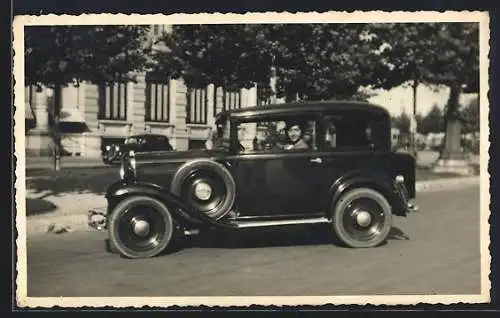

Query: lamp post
left=411, top=78, right=419, bottom=159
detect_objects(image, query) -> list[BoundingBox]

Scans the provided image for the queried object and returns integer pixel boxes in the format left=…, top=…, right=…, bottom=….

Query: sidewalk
left=24, top=156, right=107, bottom=171
left=24, top=151, right=480, bottom=171
left=22, top=175, right=480, bottom=235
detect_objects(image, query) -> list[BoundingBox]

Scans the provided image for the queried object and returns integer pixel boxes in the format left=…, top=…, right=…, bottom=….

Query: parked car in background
left=89, top=101, right=417, bottom=259
left=101, top=134, right=174, bottom=164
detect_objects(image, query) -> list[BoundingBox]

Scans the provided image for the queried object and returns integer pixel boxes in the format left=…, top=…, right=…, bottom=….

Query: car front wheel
left=108, top=196, right=175, bottom=259
left=331, top=188, right=392, bottom=248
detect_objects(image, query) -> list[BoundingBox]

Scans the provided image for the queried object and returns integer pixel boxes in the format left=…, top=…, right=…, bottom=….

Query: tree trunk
left=52, top=85, right=62, bottom=171
left=411, top=79, right=418, bottom=158
left=440, top=84, right=463, bottom=160
left=433, top=83, right=473, bottom=175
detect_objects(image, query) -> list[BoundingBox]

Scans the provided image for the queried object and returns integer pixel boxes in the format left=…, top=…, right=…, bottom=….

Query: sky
left=366, top=84, right=478, bottom=117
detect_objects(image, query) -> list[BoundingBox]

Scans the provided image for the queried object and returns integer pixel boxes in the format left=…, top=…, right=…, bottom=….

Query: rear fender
left=327, top=171, right=407, bottom=218
left=105, top=180, right=235, bottom=229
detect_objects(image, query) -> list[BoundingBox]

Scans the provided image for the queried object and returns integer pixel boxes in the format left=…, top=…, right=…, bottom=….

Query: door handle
left=310, top=157, right=322, bottom=164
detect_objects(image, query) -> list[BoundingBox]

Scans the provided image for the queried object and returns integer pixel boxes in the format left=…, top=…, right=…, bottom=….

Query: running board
left=229, top=217, right=330, bottom=228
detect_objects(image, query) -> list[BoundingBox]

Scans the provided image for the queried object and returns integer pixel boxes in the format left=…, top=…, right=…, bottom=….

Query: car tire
left=104, top=238, right=119, bottom=254
left=107, top=196, right=175, bottom=259
left=331, top=188, right=392, bottom=248
left=170, top=159, right=236, bottom=220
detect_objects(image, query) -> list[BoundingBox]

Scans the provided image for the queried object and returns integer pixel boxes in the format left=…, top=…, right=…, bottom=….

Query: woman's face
left=287, top=125, right=302, bottom=143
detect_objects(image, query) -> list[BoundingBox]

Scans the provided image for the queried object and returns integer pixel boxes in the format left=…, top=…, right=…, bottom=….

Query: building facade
left=24, top=25, right=270, bottom=158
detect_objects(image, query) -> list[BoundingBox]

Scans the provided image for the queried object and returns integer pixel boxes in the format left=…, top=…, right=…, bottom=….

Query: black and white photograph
left=14, top=11, right=490, bottom=307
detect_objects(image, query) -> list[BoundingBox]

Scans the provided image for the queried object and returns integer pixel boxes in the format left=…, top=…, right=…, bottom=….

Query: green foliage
left=264, top=24, right=381, bottom=101
left=24, top=25, right=152, bottom=88
left=153, top=24, right=272, bottom=89
left=461, top=97, right=480, bottom=133
left=392, top=111, right=411, bottom=134
left=154, top=24, right=383, bottom=101
left=368, top=22, right=479, bottom=92
left=419, top=103, right=444, bottom=134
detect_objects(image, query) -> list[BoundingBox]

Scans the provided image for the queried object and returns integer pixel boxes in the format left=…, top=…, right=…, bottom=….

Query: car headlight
left=395, top=175, right=405, bottom=184
left=115, top=145, right=120, bottom=151
left=120, top=150, right=136, bottom=181
left=105, top=145, right=111, bottom=151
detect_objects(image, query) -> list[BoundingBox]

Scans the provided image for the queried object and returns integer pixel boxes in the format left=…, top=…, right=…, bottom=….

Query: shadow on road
left=26, top=167, right=119, bottom=196
left=25, top=198, right=58, bottom=216
left=171, top=224, right=410, bottom=251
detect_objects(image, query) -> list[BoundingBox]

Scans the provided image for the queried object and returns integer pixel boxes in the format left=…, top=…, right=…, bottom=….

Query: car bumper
left=395, top=181, right=418, bottom=214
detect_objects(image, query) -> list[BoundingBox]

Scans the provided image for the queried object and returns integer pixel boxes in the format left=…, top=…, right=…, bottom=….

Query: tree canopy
left=367, top=22, right=479, bottom=92
left=419, top=104, right=444, bottom=134
left=24, top=25, right=152, bottom=89
left=154, top=24, right=382, bottom=100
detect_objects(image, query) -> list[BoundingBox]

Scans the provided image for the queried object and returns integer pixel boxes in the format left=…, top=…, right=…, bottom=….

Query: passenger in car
left=284, top=120, right=309, bottom=150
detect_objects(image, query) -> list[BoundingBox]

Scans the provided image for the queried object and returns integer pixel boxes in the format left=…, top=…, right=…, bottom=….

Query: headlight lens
left=395, top=175, right=405, bottom=184
left=120, top=151, right=136, bottom=181
left=119, top=165, right=125, bottom=179
left=105, top=145, right=111, bottom=151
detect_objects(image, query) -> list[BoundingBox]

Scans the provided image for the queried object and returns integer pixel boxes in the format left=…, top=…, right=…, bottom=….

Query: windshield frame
left=212, top=115, right=231, bottom=151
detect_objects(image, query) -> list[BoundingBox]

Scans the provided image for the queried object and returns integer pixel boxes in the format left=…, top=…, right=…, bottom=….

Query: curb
left=24, top=176, right=480, bottom=236
left=415, top=176, right=479, bottom=193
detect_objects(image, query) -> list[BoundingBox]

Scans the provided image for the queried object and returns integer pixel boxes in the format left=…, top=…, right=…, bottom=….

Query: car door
left=307, top=113, right=392, bottom=212
left=232, top=115, right=326, bottom=218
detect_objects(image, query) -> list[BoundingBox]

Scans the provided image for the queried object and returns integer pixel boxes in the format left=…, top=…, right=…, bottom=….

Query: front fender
left=327, top=171, right=407, bottom=218
left=105, top=180, right=235, bottom=229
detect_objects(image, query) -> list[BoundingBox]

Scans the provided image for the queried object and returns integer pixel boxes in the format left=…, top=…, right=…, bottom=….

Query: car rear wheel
left=331, top=188, right=392, bottom=248
left=108, top=196, right=174, bottom=259
left=170, top=159, right=236, bottom=220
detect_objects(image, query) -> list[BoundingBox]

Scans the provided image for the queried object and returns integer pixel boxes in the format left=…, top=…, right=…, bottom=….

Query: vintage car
left=101, top=134, right=174, bottom=164
left=88, top=101, right=417, bottom=259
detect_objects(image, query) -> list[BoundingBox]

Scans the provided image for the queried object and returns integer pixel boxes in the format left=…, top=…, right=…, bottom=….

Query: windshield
left=125, top=137, right=138, bottom=144
left=212, top=117, right=231, bottom=151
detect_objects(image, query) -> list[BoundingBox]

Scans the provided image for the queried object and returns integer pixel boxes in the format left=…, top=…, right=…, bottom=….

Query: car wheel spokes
left=118, top=205, right=166, bottom=252
left=342, top=198, right=386, bottom=242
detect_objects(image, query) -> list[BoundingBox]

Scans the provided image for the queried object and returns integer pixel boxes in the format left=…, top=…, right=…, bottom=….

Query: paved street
left=25, top=186, right=482, bottom=297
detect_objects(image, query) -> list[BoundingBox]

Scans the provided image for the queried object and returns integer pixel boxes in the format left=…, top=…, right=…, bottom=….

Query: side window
left=237, top=116, right=318, bottom=153
left=325, top=113, right=379, bottom=151
left=324, top=116, right=338, bottom=150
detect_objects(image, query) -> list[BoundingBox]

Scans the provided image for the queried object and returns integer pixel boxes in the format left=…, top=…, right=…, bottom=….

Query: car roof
left=217, top=100, right=390, bottom=120
left=127, top=134, right=169, bottom=138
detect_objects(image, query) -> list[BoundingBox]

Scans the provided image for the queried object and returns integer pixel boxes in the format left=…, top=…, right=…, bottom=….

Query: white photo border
left=13, top=10, right=492, bottom=308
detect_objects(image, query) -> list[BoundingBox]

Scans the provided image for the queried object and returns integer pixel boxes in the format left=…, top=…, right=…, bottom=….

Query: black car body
left=89, top=101, right=417, bottom=259
left=101, top=134, right=174, bottom=164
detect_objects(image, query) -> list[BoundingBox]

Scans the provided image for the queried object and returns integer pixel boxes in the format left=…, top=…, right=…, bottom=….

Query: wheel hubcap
left=131, top=217, right=150, bottom=236
left=193, top=181, right=212, bottom=201
left=355, top=210, right=372, bottom=227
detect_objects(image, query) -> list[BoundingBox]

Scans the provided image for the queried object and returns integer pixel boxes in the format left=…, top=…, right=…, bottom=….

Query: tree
left=153, top=24, right=273, bottom=90
left=419, top=103, right=444, bottom=135
left=259, top=24, right=382, bottom=102
left=393, top=110, right=411, bottom=135
left=25, top=25, right=151, bottom=170
left=461, top=97, right=480, bottom=134
left=155, top=24, right=384, bottom=102
left=367, top=22, right=479, bottom=167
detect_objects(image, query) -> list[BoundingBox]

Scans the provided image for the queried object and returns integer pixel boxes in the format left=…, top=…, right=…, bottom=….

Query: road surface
left=26, top=186, right=482, bottom=297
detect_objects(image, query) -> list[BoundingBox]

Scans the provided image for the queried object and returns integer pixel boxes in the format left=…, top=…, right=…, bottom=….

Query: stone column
left=82, top=82, right=102, bottom=158
left=26, top=87, right=52, bottom=156
left=173, top=79, right=189, bottom=150
left=131, top=73, right=146, bottom=134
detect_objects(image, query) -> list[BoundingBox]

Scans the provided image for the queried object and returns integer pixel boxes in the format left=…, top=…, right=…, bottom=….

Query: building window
left=213, top=87, right=241, bottom=116
left=257, top=83, right=272, bottom=106
left=145, top=79, right=170, bottom=122
left=98, top=82, right=127, bottom=121
left=186, top=87, right=208, bottom=124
